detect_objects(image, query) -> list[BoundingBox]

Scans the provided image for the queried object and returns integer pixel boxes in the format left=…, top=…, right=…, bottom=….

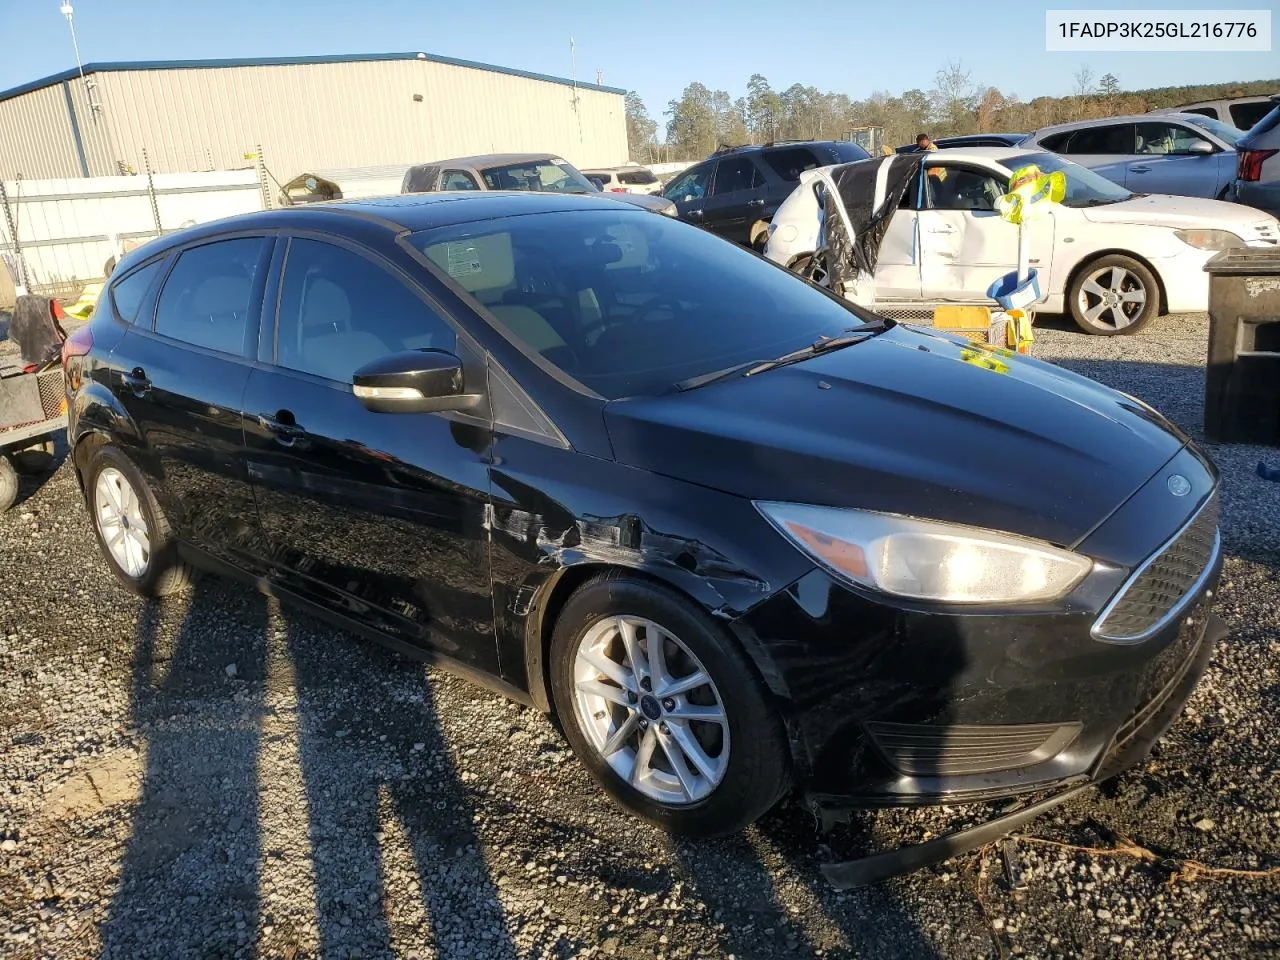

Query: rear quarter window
left=109, top=259, right=165, bottom=325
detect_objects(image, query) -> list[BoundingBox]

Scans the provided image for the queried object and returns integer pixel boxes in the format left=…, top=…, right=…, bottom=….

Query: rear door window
left=153, top=238, right=269, bottom=355
left=110, top=259, right=165, bottom=324
left=1059, top=124, right=1136, bottom=154
left=762, top=148, right=822, bottom=181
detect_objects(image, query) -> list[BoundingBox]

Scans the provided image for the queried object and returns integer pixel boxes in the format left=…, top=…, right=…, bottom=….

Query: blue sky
left=2, top=0, right=1275, bottom=136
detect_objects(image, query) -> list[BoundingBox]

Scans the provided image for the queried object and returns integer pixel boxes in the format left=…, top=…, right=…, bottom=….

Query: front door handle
left=121, top=367, right=151, bottom=397
left=927, top=224, right=957, bottom=234
left=1129, top=165, right=1150, bottom=173
left=747, top=198, right=765, bottom=207
left=258, top=412, right=306, bottom=448
left=686, top=208, right=704, bottom=220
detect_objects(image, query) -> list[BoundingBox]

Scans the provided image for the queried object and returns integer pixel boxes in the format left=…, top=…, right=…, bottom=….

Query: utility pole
left=59, top=1, right=101, bottom=119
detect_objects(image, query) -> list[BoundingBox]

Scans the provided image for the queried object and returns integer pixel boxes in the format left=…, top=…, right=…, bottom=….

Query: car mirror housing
left=1186, top=140, right=1216, bottom=155
left=352, top=349, right=482, bottom=414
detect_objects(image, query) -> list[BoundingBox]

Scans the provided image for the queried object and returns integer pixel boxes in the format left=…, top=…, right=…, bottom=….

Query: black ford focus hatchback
left=65, top=191, right=1223, bottom=849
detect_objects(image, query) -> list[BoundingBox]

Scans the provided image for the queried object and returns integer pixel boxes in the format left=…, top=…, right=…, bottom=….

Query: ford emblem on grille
left=1168, top=474, right=1191, bottom=497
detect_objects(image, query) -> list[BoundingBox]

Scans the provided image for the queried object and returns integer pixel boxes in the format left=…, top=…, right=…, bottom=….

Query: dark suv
left=661, top=141, right=870, bottom=246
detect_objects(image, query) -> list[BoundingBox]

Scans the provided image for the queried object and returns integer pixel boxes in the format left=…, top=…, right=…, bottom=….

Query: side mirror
left=352, top=349, right=482, bottom=414
left=1186, top=140, right=1216, bottom=155
left=587, top=176, right=606, bottom=190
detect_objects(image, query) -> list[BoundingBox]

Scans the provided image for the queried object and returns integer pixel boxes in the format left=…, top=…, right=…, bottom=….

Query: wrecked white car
left=764, top=147, right=1280, bottom=335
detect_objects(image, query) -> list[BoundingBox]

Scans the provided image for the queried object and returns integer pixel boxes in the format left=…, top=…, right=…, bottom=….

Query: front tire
left=550, top=574, right=790, bottom=837
left=1068, top=254, right=1159, bottom=335
left=85, top=445, right=196, bottom=597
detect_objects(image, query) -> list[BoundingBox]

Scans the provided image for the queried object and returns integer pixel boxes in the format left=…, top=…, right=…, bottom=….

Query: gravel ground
left=1, top=312, right=1277, bottom=960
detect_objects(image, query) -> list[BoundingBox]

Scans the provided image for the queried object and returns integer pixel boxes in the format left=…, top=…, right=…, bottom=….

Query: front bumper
left=731, top=445, right=1221, bottom=809
left=819, top=610, right=1225, bottom=888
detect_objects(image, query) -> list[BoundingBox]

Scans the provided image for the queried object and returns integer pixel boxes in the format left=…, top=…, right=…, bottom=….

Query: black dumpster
left=1204, top=248, right=1280, bottom=445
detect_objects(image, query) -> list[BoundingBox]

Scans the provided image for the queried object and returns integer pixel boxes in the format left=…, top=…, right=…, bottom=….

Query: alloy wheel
left=94, top=467, right=151, bottom=578
left=571, top=615, right=730, bottom=805
left=1077, top=265, right=1148, bottom=331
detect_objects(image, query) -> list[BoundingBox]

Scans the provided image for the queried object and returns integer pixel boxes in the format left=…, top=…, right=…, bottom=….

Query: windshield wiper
left=744, top=321, right=890, bottom=377
left=673, top=321, right=890, bottom=392
left=674, top=361, right=758, bottom=392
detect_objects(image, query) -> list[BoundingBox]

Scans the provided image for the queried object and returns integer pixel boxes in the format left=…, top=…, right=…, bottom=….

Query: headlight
left=1174, top=229, right=1244, bottom=251
left=756, top=502, right=1093, bottom=604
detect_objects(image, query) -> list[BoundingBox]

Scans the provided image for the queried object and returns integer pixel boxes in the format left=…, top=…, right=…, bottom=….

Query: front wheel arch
left=527, top=560, right=792, bottom=717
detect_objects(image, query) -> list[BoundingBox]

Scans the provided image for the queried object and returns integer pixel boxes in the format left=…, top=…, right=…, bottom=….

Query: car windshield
left=1180, top=113, right=1244, bottom=145
left=480, top=159, right=599, bottom=193
left=410, top=209, right=870, bottom=399
left=1004, top=152, right=1134, bottom=206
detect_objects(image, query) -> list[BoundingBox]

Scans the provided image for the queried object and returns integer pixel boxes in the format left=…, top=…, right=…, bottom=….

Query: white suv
left=581, top=166, right=662, bottom=195
left=1234, top=98, right=1280, bottom=219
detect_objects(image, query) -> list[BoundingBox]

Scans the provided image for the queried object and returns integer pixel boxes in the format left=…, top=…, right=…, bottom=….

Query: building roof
left=0, top=52, right=627, bottom=104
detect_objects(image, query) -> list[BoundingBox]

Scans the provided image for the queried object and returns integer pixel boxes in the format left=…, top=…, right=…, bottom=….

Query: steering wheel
left=580, top=296, right=684, bottom=347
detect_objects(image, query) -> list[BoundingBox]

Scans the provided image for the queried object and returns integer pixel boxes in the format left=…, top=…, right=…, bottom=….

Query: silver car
left=1025, top=113, right=1240, bottom=200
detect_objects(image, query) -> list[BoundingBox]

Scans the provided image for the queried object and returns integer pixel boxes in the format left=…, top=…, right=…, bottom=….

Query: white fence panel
left=1, top=170, right=264, bottom=296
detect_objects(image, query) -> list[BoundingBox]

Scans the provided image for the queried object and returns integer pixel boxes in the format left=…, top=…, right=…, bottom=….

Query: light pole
left=59, top=1, right=100, bottom=118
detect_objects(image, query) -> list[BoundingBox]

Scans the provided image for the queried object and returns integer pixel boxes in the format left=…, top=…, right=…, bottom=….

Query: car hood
left=609, top=192, right=678, bottom=215
left=604, top=324, right=1187, bottom=549
left=1079, top=194, right=1272, bottom=230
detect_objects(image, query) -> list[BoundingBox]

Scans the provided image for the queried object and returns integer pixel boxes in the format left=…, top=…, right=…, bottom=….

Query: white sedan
left=764, top=147, right=1279, bottom=335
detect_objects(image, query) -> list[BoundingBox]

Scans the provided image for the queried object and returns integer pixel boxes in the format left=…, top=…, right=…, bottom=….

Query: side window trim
left=258, top=237, right=288, bottom=365
left=145, top=233, right=273, bottom=358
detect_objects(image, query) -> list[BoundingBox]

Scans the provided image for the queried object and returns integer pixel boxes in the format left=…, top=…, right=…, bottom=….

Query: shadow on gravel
left=101, top=581, right=270, bottom=959
left=284, top=611, right=521, bottom=960
left=670, top=810, right=944, bottom=960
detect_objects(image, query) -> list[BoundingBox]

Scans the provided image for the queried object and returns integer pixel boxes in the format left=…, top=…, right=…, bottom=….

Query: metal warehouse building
left=0, top=52, right=628, bottom=182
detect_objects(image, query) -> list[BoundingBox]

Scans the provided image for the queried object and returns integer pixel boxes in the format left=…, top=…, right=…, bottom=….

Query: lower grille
left=1093, top=492, right=1219, bottom=643
left=865, top=721, right=1083, bottom=776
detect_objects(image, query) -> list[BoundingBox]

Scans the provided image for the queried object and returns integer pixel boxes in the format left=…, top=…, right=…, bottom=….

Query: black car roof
left=110, top=191, right=645, bottom=273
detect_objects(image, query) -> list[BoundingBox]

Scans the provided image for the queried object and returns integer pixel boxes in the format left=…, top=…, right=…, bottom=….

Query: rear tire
left=1068, top=254, right=1159, bottom=336
left=84, top=445, right=197, bottom=597
left=0, top=456, right=18, bottom=512
left=550, top=573, right=790, bottom=837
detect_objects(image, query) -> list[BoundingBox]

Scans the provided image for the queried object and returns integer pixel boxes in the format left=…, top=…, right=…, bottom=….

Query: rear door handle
left=747, top=198, right=765, bottom=207
left=121, top=367, right=151, bottom=397
left=258, top=412, right=306, bottom=448
left=1129, top=165, right=1150, bottom=173
left=686, top=208, right=704, bottom=219
left=927, top=224, right=957, bottom=234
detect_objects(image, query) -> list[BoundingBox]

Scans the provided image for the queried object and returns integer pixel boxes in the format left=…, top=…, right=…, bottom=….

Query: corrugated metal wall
left=0, top=82, right=88, bottom=179
left=1, top=58, right=627, bottom=181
